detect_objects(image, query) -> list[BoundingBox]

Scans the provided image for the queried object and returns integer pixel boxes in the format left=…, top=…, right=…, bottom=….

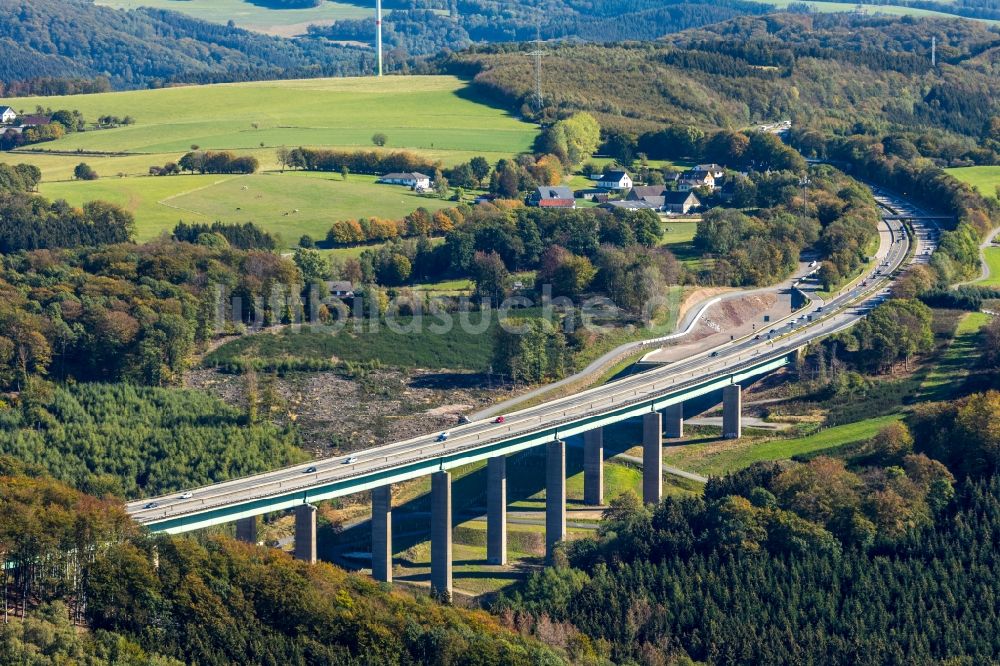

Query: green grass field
left=947, top=166, right=1000, bottom=199
left=2, top=76, right=537, bottom=244
left=2, top=76, right=535, bottom=157
left=659, top=221, right=698, bottom=246
left=205, top=313, right=499, bottom=371
left=39, top=171, right=456, bottom=242
left=662, top=414, right=904, bottom=477
left=919, top=311, right=990, bottom=401
left=96, top=0, right=371, bottom=36
left=748, top=0, right=996, bottom=22
left=980, top=247, right=1000, bottom=287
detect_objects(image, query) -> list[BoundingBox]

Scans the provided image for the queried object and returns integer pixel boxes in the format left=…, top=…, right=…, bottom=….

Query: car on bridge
left=305, top=466, right=317, bottom=473
left=494, top=415, right=506, bottom=423
left=437, top=432, right=449, bottom=442
left=343, top=456, right=357, bottom=464
left=180, top=492, right=193, bottom=500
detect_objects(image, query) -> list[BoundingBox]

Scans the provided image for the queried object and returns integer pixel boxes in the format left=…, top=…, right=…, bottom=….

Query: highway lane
left=127, top=191, right=927, bottom=527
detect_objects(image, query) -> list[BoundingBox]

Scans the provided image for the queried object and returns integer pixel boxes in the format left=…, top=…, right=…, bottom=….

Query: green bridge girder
left=145, top=351, right=795, bottom=534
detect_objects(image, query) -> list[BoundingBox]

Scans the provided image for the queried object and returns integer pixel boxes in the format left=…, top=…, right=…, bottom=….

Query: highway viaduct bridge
left=128, top=193, right=924, bottom=599
left=139, top=351, right=791, bottom=598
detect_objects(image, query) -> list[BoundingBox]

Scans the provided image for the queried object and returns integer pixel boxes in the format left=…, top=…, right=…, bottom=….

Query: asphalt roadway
left=127, top=189, right=931, bottom=528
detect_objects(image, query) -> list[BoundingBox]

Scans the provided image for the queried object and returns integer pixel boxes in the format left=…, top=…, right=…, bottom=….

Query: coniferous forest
left=500, top=457, right=1000, bottom=664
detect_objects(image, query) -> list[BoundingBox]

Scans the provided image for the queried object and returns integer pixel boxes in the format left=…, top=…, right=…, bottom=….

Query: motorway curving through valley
left=127, top=189, right=933, bottom=531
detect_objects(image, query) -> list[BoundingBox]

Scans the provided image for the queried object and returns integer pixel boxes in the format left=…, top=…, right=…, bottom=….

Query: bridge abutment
left=431, top=470, right=452, bottom=600
left=643, top=412, right=663, bottom=504
left=583, top=428, right=604, bottom=506
left=235, top=516, right=258, bottom=544
left=294, top=504, right=317, bottom=564
left=372, top=485, right=392, bottom=583
left=723, top=384, right=742, bottom=439
left=664, top=402, right=684, bottom=439
left=546, top=440, right=567, bottom=561
left=487, top=456, right=507, bottom=565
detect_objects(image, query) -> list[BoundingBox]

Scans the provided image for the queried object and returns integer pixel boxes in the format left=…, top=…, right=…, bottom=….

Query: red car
left=494, top=416, right=506, bottom=424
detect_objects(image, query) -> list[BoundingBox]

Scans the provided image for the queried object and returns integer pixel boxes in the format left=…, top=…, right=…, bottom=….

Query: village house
left=599, top=200, right=659, bottom=212
left=0, top=106, right=16, bottom=124
left=596, top=170, right=633, bottom=190
left=19, top=114, right=52, bottom=127
left=663, top=190, right=701, bottom=214
left=623, top=186, right=701, bottom=214
left=529, top=185, right=576, bottom=208
left=575, top=188, right=609, bottom=203
left=327, top=281, right=355, bottom=299
left=625, top=185, right=669, bottom=207
left=678, top=170, right=716, bottom=192
left=692, top=163, right=725, bottom=179
left=377, top=172, right=431, bottom=190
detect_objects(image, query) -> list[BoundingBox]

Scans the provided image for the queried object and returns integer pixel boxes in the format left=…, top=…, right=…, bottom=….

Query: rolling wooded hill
left=0, top=0, right=372, bottom=92
left=442, top=14, right=1000, bottom=149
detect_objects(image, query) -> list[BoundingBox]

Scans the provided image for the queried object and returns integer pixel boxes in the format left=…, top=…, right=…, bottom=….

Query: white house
left=596, top=170, right=632, bottom=190
left=378, top=172, right=431, bottom=190
left=0, top=106, right=16, bottom=124
left=692, top=163, right=725, bottom=179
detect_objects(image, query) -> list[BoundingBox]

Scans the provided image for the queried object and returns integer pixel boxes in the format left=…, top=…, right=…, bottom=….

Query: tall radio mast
left=376, top=0, right=383, bottom=77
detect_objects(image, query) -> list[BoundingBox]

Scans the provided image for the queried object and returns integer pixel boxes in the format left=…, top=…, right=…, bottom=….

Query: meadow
left=204, top=314, right=499, bottom=372
left=2, top=75, right=538, bottom=244
left=747, top=0, right=995, bottom=22
left=662, top=414, right=905, bottom=477
left=919, top=310, right=991, bottom=401
left=40, top=171, right=456, bottom=242
left=947, top=165, right=1000, bottom=198
left=981, top=247, right=1000, bottom=287
left=2, top=76, right=535, bottom=156
left=96, top=0, right=373, bottom=36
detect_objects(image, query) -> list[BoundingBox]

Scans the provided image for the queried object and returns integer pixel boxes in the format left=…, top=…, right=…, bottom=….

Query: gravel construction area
left=646, top=292, right=786, bottom=364
left=186, top=367, right=508, bottom=456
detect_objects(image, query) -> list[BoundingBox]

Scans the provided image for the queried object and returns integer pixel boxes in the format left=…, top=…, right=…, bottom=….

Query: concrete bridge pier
left=664, top=402, right=684, bottom=439
left=643, top=412, right=663, bottom=504
left=371, top=485, right=392, bottom=583
left=294, top=504, right=317, bottom=564
left=235, top=516, right=258, bottom=544
left=431, top=470, right=452, bottom=600
left=487, top=456, right=507, bottom=565
left=583, top=428, right=604, bottom=506
left=546, top=440, right=567, bottom=561
left=723, top=384, right=742, bottom=439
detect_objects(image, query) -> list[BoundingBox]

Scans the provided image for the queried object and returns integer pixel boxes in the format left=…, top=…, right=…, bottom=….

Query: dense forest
left=0, top=0, right=781, bottom=92
left=442, top=14, right=1000, bottom=156
left=0, top=469, right=566, bottom=665
left=500, top=428, right=1000, bottom=664
left=0, top=382, right=303, bottom=498
left=309, top=0, right=773, bottom=59
left=0, top=207, right=302, bottom=389
left=0, top=0, right=372, bottom=90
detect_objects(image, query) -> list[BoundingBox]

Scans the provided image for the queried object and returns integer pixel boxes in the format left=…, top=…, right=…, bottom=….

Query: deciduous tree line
left=0, top=469, right=565, bottom=665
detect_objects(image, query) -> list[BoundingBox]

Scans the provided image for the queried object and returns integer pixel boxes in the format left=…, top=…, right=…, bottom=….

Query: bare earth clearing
left=186, top=366, right=504, bottom=456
